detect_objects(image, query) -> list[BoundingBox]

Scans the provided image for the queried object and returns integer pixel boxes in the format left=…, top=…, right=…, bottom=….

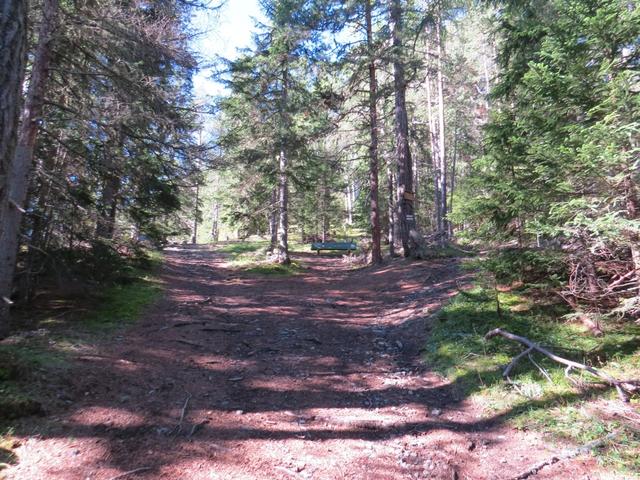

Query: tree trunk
left=275, top=62, right=291, bottom=264
left=345, top=182, right=353, bottom=226
left=435, top=15, right=448, bottom=242
left=449, top=122, right=458, bottom=237
left=269, top=186, right=277, bottom=251
left=20, top=143, right=65, bottom=302
left=95, top=147, right=121, bottom=240
left=482, top=42, right=491, bottom=112
left=387, top=161, right=395, bottom=257
left=211, top=202, right=220, bottom=242
left=276, top=148, right=290, bottom=264
left=366, top=0, right=382, bottom=264
left=0, top=0, right=57, bottom=336
left=0, top=0, right=27, bottom=217
left=390, top=0, right=416, bottom=257
left=191, top=183, right=199, bottom=244
left=320, top=173, right=327, bottom=243
left=426, top=71, right=441, bottom=234
left=623, top=174, right=640, bottom=291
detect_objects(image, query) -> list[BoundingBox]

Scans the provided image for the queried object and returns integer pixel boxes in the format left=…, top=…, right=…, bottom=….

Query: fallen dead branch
left=201, top=327, right=241, bottom=333
left=107, top=467, right=152, bottom=480
left=509, top=429, right=622, bottom=479
left=175, top=339, right=204, bottom=348
left=170, top=321, right=204, bottom=328
left=485, top=328, right=638, bottom=402
left=174, top=393, right=192, bottom=435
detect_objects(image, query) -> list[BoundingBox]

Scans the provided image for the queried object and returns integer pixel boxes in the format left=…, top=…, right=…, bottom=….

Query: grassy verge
left=420, top=244, right=476, bottom=260
left=0, top=249, right=163, bottom=456
left=425, top=282, right=640, bottom=474
left=216, top=240, right=305, bottom=275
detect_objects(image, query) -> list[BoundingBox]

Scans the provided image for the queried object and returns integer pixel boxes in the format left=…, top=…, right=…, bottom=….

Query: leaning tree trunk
left=0, top=0, right=57, bottom=336
left=390, top=0, right=417, bottom=257
left=366, top=0, right=382, bottom=264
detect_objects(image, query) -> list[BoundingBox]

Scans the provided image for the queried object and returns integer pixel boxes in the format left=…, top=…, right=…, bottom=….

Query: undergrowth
left=425, top=281, right=640, bottom=475
left=0, top=248, right=163, bottom=446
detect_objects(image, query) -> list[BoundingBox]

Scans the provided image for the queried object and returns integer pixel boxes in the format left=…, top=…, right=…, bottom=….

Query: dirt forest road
left=5, top=246, right=604, bottom=480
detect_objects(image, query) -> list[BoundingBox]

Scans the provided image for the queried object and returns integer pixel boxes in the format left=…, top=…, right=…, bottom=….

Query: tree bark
left=387, top=161, right=395, bottom=257
left=269, top=186, right=277, bottom=251
left=390, top=0, right=416, bottom=257
left=345, top=182, right=353, bottom=226
left=0, top=0, right=57, bottom=336
left=276, top=147, right=290, bottom=264
left=449, top=122, right=458, bottom=237
left=20, top=142, right=65, bottom=302
left=426, top=70, right=441, bottom=234
left=191, top=183, right=199, bottom=244
left=623, top=174, right=640, bottom=291
left=95, top=145, right=121, bottom=240
left=321, top=171, right=328, bottom=243
left=275, top=62, right=290, bottom=264
left=366, top=0, right=382, bottom=264
left=211, top=202, right=220, bottom=242
left=0, top=0, right=27, bottom=216
left=435, top=15, right=448, bottom=242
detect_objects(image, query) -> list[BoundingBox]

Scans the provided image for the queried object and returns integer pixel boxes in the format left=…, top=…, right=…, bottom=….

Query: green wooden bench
left=310, top=241, right=357, bottom=254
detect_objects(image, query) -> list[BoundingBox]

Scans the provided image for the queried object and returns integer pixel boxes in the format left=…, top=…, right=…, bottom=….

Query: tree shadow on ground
left=3, top=245, right=622, bottom=478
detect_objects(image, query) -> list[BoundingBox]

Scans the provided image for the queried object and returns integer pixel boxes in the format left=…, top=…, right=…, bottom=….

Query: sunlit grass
left=244, top=261, right=304, bottom=275
left=215, top=240, right=306, bottom=276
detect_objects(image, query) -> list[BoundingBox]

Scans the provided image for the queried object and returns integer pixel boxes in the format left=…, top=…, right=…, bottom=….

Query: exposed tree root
left=107, top=467, right=152, bottom=480
left=509, top=430, right=622, bottom=480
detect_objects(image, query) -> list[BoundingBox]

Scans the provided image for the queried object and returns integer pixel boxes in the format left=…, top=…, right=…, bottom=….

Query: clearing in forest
left=3, top=246, right=613, bottom=479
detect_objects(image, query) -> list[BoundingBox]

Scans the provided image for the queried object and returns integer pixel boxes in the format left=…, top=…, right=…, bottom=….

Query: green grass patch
left=425, top=283, right=640, bottom=474
left=421, top=244, right=476, bottom=259
left=244, top=261, right=304, bottom=276
left=216, top=240, right=306, bottom=276
left=216, top=240, right=269, bottom=256
left=82, top=275, right=162, bottom=332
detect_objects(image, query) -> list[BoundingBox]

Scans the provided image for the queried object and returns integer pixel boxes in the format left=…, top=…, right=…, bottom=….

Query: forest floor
left=1, top=244, right=618, bottom=479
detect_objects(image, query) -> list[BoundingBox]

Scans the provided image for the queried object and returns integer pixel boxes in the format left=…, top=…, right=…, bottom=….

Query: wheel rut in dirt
left=5, top=246, right=603, bottom=480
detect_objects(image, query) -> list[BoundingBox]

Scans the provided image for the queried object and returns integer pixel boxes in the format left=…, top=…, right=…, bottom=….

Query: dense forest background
left=1, top=0, right=639, bottom=334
